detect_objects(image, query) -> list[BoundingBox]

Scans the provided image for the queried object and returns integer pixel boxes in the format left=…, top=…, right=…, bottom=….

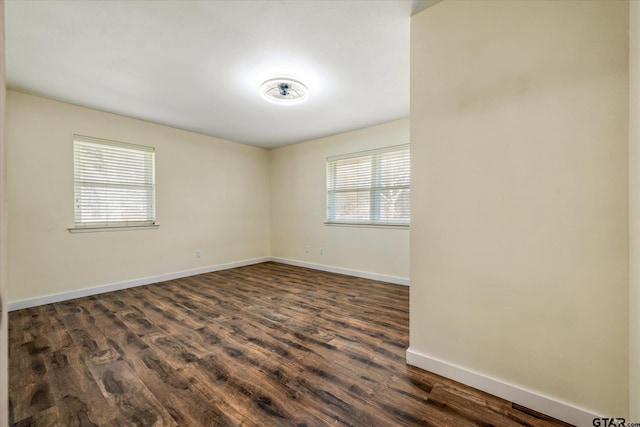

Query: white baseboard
left=269, top=257, right=409, bottom=286
left=8, top=256, right=405, bottom=311
left=7, top=257, right=270, bottom=311
left=406, top=348, right=599, bottom=427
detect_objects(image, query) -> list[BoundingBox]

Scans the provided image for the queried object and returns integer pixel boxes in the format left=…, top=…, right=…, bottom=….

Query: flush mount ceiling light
left=260, top=78, right=309, bottom=105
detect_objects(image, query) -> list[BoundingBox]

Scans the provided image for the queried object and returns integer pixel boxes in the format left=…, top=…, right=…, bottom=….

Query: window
left=73, top=135, right=156, bottom=230
left=326, top=144, right=410, bottom=226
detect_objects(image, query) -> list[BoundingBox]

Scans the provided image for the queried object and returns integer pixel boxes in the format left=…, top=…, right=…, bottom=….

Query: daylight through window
left=73, top=135, right=156, bottom=229
left=326, top=145, right=410, bottom=226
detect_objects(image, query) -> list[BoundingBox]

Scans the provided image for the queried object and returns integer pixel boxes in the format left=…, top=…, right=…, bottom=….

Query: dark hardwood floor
left=9, top=262, right=572, bottom=426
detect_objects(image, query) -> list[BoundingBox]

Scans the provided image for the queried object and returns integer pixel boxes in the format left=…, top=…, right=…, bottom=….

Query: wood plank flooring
left=8, top=262, right=572, bottom=426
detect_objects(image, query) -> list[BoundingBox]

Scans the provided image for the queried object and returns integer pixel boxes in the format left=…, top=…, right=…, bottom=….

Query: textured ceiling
left=5, top=1, right=435, bottom=148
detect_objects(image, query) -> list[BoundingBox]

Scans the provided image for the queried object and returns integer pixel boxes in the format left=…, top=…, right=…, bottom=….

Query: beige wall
left=630, top=0, right=640, bottom=420
left=6, top=91, right=270, bottom=304
left=1, top=0, right=8, bottom=424
left=410, top=0, right=628, bottom=419
left=270, top=119, right=409, bottom=281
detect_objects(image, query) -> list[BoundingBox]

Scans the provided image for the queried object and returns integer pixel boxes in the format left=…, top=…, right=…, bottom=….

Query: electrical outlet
left=320, top=247, right=324, bottom=255
left=195, top=250, right=201, bottom=258
left=305, top=245, right=310, bottom=253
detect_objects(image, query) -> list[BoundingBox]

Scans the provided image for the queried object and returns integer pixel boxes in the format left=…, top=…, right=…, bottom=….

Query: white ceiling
left=5, top=0, right=435, bottom=148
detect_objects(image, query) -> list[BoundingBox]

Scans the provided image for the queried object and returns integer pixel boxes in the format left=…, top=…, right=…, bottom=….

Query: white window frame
left=70, top=135, right=158, bottom=233
left=326, top=144, right=410, bottom=227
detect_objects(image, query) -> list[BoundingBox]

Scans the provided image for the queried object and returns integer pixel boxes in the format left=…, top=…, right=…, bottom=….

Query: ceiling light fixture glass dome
left=260, top=78, right=308, bottom=105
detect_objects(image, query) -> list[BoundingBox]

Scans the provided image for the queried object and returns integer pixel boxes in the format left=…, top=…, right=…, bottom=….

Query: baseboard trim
left=269, top=257, right=409, bottom=286
left=7, top=257, right=271, bottom=311
left=406, top=348, right=599, bottom=427
left=8, top=256, right=406, bottom=311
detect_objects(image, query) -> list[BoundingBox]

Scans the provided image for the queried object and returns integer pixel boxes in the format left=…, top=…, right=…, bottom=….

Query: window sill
left=68, top=224, right=160, bottom=233
left=324, top=222, right=409, bottom=230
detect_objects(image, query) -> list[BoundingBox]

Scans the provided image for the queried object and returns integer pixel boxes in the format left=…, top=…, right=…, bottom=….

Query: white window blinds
left=74, top=135, right=156, bottom=228
left=326, top=145, right=410, bottom=226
